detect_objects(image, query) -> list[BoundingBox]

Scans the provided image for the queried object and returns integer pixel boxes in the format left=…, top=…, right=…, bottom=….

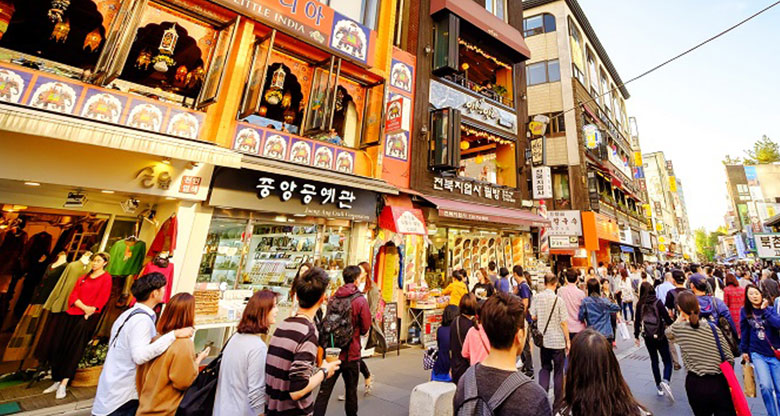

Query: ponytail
left=676, top=290, right=701, bottom=329
left=689, top=310, right=700, bottom=329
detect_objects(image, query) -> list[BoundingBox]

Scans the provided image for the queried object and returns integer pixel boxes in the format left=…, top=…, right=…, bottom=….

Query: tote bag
left=707, top=321, right=752, bottom=416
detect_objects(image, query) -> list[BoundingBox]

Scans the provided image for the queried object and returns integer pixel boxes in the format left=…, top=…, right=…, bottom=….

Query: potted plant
left=71, top=341, right=108, bottom=387
left=491, top=84, right=508, bottom=99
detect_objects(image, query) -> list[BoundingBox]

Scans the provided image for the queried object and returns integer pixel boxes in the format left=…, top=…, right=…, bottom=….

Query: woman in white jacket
left=617, top=269, right=636, bottom=323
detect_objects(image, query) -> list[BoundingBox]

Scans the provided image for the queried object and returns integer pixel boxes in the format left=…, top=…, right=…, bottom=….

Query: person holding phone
left=135, top=293, right=210, bottom=415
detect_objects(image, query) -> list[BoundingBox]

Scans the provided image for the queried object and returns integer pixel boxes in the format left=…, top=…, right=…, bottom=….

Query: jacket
left=579, top=295, right=621, bottom=339
left=740, top=307, right=780, bottom=358
left=723, top=285, right=746, bottom=334
left=698, top=295, right=737, bottom=336
left=449, top=315, right=474, bottom=384
left=634, top=298, right=673, bottom=339
left=136, top=338, right=198, bottom=415
left=332, top=283, right=370, bottom=362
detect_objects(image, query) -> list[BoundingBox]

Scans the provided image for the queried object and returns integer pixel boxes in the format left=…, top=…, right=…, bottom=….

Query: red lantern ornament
left=83, top=28, right=102, bottom=52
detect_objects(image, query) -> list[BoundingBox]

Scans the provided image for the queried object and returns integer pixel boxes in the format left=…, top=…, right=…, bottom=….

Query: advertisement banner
left=583, top=124, right=601, bottom=150
left=532, top=166, right=553, bottom=199
left=550, top=235, right=579, bottom=249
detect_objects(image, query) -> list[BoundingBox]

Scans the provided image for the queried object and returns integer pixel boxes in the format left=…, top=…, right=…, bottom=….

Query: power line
left=549, top=0, right=780, bottom=119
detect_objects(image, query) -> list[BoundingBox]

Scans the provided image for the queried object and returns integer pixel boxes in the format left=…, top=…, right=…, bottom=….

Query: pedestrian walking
left=689, top=275, right=738, bottom=340
left=740, top=284, right=780, bottom=416
left=655, top=272, right=675, bottom=305
left=214, top=289, right=278, bottom=416
left=313, top=266, right=371, bottom=416
left=530, top=272, right=570, bottom=409
left=472, top=268, right=495, bottom=303
left=723, top=273, right=746, bottom=335
left=432, top=305, right=459, bottom=382
left=135, top=293, right=209, bottom=415
left=92, top=273, right=192, bottom=416
left=666, top=291, right=737, bottom=416
left=453, top=293, right=551, bottom=416
left=555, top=328, right=649, bottom=416
left=579, top=278, right=620, bottom=343
left=337, top=262, right=377, bottom=401
left=600, top=278, right=619, bottom=347
left=488, top=261, right=499, bottom=287
left=443, top=270, right=469, bottom=307
left=462, top=315, right=490, bottom=366
left=450, top=293, right=478, bottom=384
left=617, top=269, right=636, bottom=323
left=266, top=267, right=340, bottom=416
left=288, top=262, right=313, bottom=317
left=495, top=267, right=512, bottom=294
left=559, top=270, right=586, bottom=341
left=634, top=282, right=674, bottom=400
left=760, top=269, right=780, bottom=304
left=514, top=266, right=534, bottom=377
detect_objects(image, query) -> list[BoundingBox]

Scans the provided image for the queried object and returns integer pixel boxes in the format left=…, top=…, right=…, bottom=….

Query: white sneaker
left=656, top=387, right=664, bottom=396
left=338, top=394, right=345, bottom=401
left=660, top=381, right=675, bottom=402
left=43, top=382, right=60, bottom=394
left=55, top=384, right=67, bottom=400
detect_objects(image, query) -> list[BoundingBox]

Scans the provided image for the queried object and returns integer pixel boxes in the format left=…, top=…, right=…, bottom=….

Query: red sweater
left=66, top=272, right=112, bottom=315
left=723, top=285, right=746, bottom=334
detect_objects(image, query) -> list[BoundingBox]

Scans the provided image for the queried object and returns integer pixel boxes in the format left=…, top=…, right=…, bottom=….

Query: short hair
left=296, top=268, right=330, bottom=308
left=598, top=262, right=604, bottom=267
left=513, top=265, right=524, bottom=276
left=545, top=272, right=558, bottom=285
left=238, top=290, right=278, bottom=334
left=458, top=293, right=479, bottom=316
left=488, top=261, right=497, bottom=271
left=131, top=272, right=167, bottom=302
left=586, top=278, right=601, bottom=296
left=157, top=293, right=195, bottom=334
left=343, top=265, right=362, bottom=284
left=499, top=267, right=510, bottom=278
left=705, top=266, right=713, bottom=275
left=725, top=273, right=739, bottom=287
left=565, top=269, right=579, bottom=283
left=690, top=264, right=700, bottom=273
left=481, top=293, right=525, bottom=350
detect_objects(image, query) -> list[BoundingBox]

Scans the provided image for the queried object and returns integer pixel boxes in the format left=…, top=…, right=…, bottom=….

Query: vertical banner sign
left=381, top=47, right=416, bottom=188
left=532, top=166, right=553, bottom=199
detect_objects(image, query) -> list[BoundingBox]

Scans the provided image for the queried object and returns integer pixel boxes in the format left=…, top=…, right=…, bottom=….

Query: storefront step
left=0, top=381, right=94, bottom=415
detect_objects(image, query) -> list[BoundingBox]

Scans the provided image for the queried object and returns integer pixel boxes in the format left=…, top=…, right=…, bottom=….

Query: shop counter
left=194, top=317, right=239, bottom=358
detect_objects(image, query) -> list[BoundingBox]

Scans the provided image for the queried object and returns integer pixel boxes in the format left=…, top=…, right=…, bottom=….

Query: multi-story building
left=521, top=0, right=650, bottom=269
left=723, top=162, right=780, bottom=259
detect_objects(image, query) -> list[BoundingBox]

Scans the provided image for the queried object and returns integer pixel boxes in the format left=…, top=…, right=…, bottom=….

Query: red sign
left=180, top=176, right=202, bottom=194
left=385, top=97, right=403, bottom=133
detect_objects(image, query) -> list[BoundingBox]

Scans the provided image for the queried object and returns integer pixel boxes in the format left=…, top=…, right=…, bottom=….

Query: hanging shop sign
left=530, top=137, right=545, bottom=166
left=429, top=80, right=517, bottom=135
left=210, top=168, right=377, bottom=221
left=583, top=124, right=601, bottom=150
left=529, top=114, right=549, bottom=136
left=532, top=166, right=553, bottom=200
left=433, top=177, right=516, bottom=203
left=385, top=96, right=403, bottom=133
left=640, top=230, right=652, bottom=249
left=379, top=206, right=427, bottom=235
left=549, top=235, right=578, bottom=249
left=209, top=0, right=375, bottom=66
left=548, top=210, right=582, bottom=236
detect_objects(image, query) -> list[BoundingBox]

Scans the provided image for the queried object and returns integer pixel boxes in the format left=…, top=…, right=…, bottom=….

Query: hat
left=688, top=274, right=708, bottom=291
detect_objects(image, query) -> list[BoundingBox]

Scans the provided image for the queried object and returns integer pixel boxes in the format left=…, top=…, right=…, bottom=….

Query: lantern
left=135, top=49, right=152, bottom=70
left=50, top=19, right=70, bottom=43
left=47, top=0, right=69, bottom=23
left=264, top=66, right=286, bottom=105
left=152, top=24, right=178, bottom=73
left=460, top=141, right=469, bottom=151
left=83, top=28, right=102, bottom=52
left=281, top=92, right=292, bottom=109
left=0, top=2, right=15, bottom=41
left=175, top=65, right=188, bottom=83
left=257, top=105, right=267, bottom=117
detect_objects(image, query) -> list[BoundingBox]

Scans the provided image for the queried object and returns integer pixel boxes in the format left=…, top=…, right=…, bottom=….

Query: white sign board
left=547, top=210, right=582, bottom=236
left=755, top=233, right=780, bottom=259
left=532, top=166, right=553, bottom=200
left=549, top=235, right=579, bottom=249
left=619, top=226, right=633, bottom=245
left=640, top=230, right=652, bottom=249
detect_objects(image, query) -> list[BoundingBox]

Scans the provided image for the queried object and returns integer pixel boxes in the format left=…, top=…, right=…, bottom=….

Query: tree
left=743, top=135, right=780, bottom=165
left=722, top=154, right=742, bottom=165
left=695, top=227, right=727, bottom=262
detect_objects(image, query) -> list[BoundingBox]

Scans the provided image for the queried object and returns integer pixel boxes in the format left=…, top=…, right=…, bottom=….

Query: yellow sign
left=659, top=243, right=667, bottom=252
left=656, top=222, right=664, bottom=231
left=643, top=203, right=652, bottom=217
left=669, top=176, right=677, bottom=193
left=529, top=121, right=545, bottom=136
left=634, top=152, right=643, bottom=166
left=659, top=236, right=666, bottom=243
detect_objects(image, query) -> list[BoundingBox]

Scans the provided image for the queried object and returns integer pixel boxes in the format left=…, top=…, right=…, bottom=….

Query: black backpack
left=641, top=301, right=663, bottom=339
left=455, top=366, right=532, bottom=416
left=320, top=293, right=361, bottom=350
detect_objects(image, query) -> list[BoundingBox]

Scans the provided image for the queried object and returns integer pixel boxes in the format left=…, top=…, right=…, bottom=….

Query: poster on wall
left=532, top=166, right=553, bottom=199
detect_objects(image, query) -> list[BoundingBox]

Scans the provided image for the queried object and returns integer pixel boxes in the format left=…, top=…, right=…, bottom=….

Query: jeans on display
left=539, top=347, right=565, bottom=409
left=751, top=352, right=780, bottom=416
left=313, top=360, right=360, bottom=416
left=644, top=336, right=673, bottom=386
left=622, top=301, right=634, bottom=321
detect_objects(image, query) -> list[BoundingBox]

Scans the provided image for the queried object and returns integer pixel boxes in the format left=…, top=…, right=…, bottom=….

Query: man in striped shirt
left=266, top=268, right=341, bottom=416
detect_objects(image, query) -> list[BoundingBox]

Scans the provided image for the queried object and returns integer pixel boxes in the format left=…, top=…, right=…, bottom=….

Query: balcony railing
left=441, top=72, right=514, bottom=108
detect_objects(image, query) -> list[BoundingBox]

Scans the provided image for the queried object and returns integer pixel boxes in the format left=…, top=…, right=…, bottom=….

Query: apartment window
left=486, top=0, right=507, bottom=21
left=568, top=18, right=585, bottom=85
left=526, top=60, right=560, bottom=86
left=320, top=0, right=380, bottom=30
left=600, top=69, right=611, bottom=118
left=553, top=172, right=571, bottom=209
left=523, top=13, right=556, bottom=37
left=611, top=85, right=620, bottom=122
left=587, top=50, right=599, bottom=95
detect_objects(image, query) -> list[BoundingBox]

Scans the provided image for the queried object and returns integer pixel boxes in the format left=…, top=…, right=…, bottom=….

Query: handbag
left=617, top=321, right=631, bottom=341
left=177, top=336, right=233, bottom=416
left=743, top=362, right=757, bottom=398
left=423, top=346, right=438, bottom=370
left=532, top=296, right=558, bottom=348
left=707, top=321, right=752, bottom=416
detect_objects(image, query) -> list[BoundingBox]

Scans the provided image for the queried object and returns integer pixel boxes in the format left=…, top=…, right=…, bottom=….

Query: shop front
left=547, top=210, right=585, bottom=272
left=582, top=211, right=621, bottom=267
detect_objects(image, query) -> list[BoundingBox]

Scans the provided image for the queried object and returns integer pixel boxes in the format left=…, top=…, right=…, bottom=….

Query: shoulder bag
left=532, top=296, right=558, bottom=348
left=707, top=320, right=751, bottom=416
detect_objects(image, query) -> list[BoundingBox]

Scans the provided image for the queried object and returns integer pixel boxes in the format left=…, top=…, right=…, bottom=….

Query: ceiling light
left=101, top=190, right=115, bottom=194
left=24, top=182, right=40, bottom=187
left=274, top=215, right=287, bottom=222
left=162, top=157, right=171, bottom=165
left=165, top=196, right=176, bottom=200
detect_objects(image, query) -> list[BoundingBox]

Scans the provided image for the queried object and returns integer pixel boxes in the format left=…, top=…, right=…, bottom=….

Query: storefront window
left=458, top=125, right=515, bottom=186
left=442, top=34, right=515, bottom=107
left=198, top=218, right=246, bottom=287
left=553, top=172, right=571, bottom=209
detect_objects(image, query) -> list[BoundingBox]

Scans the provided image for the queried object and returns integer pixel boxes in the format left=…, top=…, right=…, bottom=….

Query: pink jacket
left=461, top=325, right=490, bottom=365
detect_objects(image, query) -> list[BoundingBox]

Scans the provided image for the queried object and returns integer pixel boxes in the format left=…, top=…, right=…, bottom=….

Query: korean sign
left=755, top=233, right=780, bottom=259
left=549, top=236, right=578, bottom=249
left=548, top=210, right=582, bottom=236
left=433, top=177, right=516, bottom=203
left=530, top=137, right=545, bottom=166
left=532, top=166, right=552, bottom=199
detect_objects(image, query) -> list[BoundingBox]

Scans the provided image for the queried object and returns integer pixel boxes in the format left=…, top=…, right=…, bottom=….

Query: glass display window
left=198, top=218, right=247, bottom=287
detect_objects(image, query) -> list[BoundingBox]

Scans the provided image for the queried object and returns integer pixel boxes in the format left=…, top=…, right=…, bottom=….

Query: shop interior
left=239, top=27, right=384, bottom=149
left=457, top=123, right=516, bottom=186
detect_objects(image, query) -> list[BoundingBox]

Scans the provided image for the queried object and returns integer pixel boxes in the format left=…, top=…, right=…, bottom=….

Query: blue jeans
left=751, top=352, right=780, bottom=416
left=622, top=301, right=634, bottom=321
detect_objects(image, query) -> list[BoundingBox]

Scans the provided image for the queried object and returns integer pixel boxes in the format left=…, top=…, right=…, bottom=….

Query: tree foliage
left=743, top=135, right=780, bottom=165
left=695, top=227, right=726, bottom=262
left=722, top=154, right=742, bottom=165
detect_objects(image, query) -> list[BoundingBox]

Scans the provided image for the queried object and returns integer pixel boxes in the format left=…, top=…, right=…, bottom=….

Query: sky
left=577, top=0, right=780, bottom=232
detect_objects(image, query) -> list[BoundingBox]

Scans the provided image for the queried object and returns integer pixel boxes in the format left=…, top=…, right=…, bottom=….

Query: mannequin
left=45, top=252, right=112, bottom=399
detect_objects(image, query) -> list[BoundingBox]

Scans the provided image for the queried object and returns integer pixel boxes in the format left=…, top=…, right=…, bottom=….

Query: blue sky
left=578, top=0, right=780, bottom=232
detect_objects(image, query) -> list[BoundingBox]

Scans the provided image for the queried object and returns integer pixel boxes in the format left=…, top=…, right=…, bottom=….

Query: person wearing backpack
left=634, top=282, right=674, bottom=400
left=689, top=275, right=739, bottom=355
left=453, top=293, right=551, bottom=416
left=313, top=265, right=371, bottom=416
left=92, top=273, right=193, bottom=416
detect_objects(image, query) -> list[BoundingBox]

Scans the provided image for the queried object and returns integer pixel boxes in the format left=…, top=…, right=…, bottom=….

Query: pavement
left=11, top=337, right=772, bottom=416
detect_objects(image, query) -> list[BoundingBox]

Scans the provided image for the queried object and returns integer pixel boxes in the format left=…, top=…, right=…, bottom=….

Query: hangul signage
left=530, top=137, right=545, bottom=166
left=532, top=166, right=552, bottom=199
left=548, top=210, right=582, bottom=236
left=549, top=235, right=578, bottom=249
left=432, top=177, right=516, bottom=203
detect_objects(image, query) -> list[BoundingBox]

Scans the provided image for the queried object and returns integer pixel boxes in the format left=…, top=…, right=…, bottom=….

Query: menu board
left=383, top=302, right=399, bottom=349
left=451, top=233, right=519, bottom=271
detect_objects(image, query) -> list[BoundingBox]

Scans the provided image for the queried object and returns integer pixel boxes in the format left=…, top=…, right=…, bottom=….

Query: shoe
left=338, top=394, right=345, bottom=401
left=43, top=382, right=60, bottom=394
left=660, top=381, right=675, bottom=402
left=55, top=384, right=67, bottom=400
left=365, top=377, right=373, bottom=396
left=673, top=363, right=682, bottom=371
left=656, top=387, right=664, bottom=397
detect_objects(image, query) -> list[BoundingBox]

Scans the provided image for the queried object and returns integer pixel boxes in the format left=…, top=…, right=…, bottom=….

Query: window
left=587, top=50, right=599, bottom=96
left=523, top=13, right=556, bottom=37
left=600, top=69, right=611, bottom=117
left=568, top=18, right=585, bottom=85
left=526, top=60, right=560, bottom=86
left=393, top=0, right=407, bottom=48
left=320, top=0, right=380, bottom=30
left=553, top=172, right=571, bottom=209
left=529, top=113, right=565, bottom=134
left=485, top=0, right=507, bottom=22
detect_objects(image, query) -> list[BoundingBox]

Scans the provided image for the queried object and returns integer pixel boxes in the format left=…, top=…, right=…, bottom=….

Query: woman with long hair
left=472, top=267, right=495, bottom=302
left=740, top=284, right=780, bottom=416
left=44, top=252, right=112, bottom=399
left=617, top=268, right=635, bottom=322
left=214, top=290, right=278, bottom=416
left=450, top=293, right=478, bottom=384
left=723, top=273, right=746, bottom=334
left=432, top=305, right=459, bottom=382
left=666, top=291, right=736, bottom=416
left=633, top=282, right=674, bottom=400
left=136, top=293, right=210, bottom=415
left=601, top=278, right=619, bottom=348
left=579, top=278, right=620, bottom=343
left=556, top=328, right=648, bottom=416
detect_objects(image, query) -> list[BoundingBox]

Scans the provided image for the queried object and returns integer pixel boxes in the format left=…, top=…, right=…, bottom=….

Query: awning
left=550, top=249, right=576, bottom=256
left=242, top=155, right=399, bottom=195
left=424, top=195, right=549, bottom=227
left=620, top=245, right=635, bottom=253
left=0, top=103, right=242, bottom=168
left=379, top=206, right=428, bottom=235
left=430, top=0, right=530, bottom=60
